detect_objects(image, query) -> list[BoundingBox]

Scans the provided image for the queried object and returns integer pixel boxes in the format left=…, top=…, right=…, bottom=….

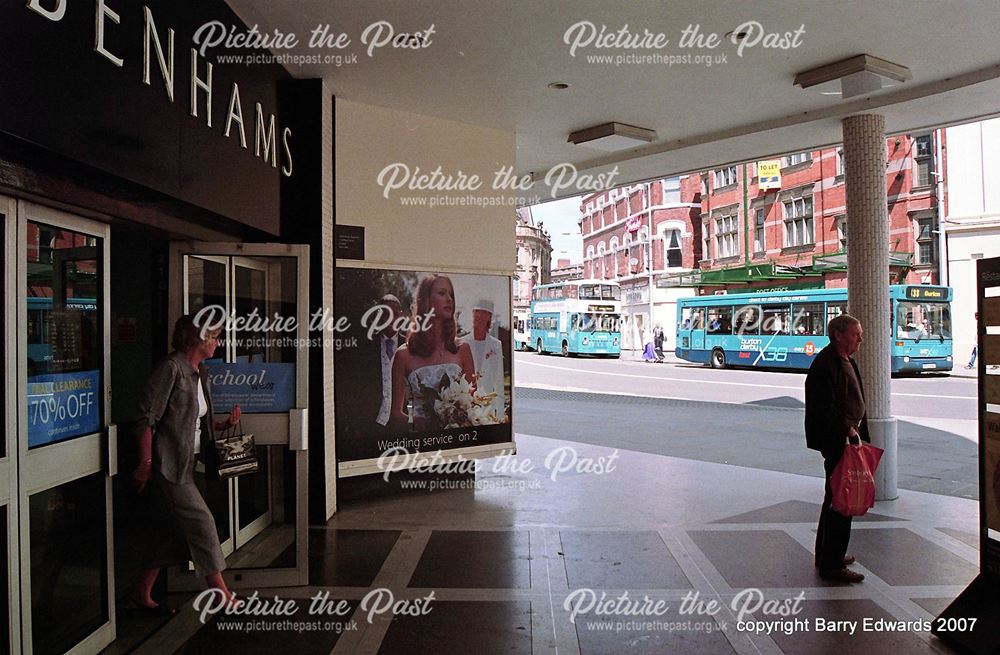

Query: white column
left=843, top=113, right=897, bottom=500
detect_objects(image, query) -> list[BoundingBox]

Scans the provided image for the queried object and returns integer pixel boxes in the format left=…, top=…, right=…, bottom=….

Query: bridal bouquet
left=420, top=371, right=498, bottom=428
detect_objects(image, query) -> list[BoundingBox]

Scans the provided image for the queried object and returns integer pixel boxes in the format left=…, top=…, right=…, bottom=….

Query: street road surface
left=513, top=352, right=979, bottom=499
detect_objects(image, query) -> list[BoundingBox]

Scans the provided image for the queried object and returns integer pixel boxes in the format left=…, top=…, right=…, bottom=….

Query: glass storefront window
left=25, top=222, right=103, bottom=449
left=29, top=473, right=108, bottom=655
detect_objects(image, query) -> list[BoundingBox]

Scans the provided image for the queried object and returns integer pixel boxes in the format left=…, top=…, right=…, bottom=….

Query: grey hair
left=827, top=313, right=860, bottom=338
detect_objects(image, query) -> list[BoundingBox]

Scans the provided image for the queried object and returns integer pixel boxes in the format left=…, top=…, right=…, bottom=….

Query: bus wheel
left=536, top=339, right=545, bottom=355
left=562, top=341, right=570, bottom=357
left=711, top=348, right=726, bottom=369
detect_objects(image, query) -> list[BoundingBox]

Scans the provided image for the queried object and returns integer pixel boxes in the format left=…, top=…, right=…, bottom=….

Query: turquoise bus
left=675, top=285, right=953, bottom=373
left=530, top=280, right=622, bottom=357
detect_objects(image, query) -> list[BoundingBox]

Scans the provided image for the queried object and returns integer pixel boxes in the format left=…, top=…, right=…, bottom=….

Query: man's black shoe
left=815, top=555, right=855, bottom=568
left=819, top=567, right=864, bottom=583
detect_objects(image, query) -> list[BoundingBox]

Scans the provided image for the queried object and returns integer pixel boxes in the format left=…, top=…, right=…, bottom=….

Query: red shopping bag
left=830, top=443, right=884, bottom=517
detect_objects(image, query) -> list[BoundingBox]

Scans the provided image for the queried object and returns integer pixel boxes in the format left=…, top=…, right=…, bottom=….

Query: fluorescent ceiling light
left=568, top=122, right=656, bottom=151
left=794, top=54, right=911, bottom=100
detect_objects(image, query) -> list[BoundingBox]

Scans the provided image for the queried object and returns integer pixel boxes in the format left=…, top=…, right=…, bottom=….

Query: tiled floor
left=122, top=434, right=984, bottom=654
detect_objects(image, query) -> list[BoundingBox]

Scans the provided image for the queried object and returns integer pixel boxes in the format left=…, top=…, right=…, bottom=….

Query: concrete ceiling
left=228, top=0, right=1000, bottom=201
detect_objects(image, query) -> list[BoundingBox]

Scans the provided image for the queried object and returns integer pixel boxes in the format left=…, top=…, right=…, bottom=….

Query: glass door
left=231, top=257, right=273, bottom=549
left=183, top=255, right=235, bottom=558
left=17, top=202, right=113, bottom=655
left=171, top=243, right=308, bottom=589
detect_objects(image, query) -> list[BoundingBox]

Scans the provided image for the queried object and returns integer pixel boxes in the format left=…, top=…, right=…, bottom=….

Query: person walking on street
left=805, top=314, right=870, bottom=583
left=641, top=328, right=657, bottom=363
left=653, top=325, right=665, bottom=363
left=967, top=312, right=979, bottom=369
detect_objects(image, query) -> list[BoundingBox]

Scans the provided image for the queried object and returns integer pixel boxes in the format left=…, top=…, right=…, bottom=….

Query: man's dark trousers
left=815, top=448, right=851, bottom=570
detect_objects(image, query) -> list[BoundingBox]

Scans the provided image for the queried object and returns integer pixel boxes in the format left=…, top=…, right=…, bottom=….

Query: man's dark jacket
left=805, top=345, right=871, bottom=458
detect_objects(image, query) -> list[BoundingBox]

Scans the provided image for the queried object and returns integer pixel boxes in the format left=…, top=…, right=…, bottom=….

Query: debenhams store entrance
left=0, top=2, right=327, bottom=652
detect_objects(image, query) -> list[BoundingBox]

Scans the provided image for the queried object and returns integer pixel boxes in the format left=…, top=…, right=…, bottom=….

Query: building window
left=609, top=237, right=619, bottom=277
left=783, top=151, right=812, bottom=167
left=915, top=215, right=936, bottom=265
left=914, top=135, right=933, bottom=187
left=835, top=149, right=845, bottom=177
left=783, top=196, right=814, bottom=247
left=702, top=220, right=711, bottom=260
left=753, top=208, right=766, bottom=254
left=715, top=215, right=738, bottom=258
left=836, top=215, right=848, bottom=251
left=713, top=166, right=737, bottom=188
left=662, top=177, right=681, bottom=203
left=663, top=229, right=682, bottom=268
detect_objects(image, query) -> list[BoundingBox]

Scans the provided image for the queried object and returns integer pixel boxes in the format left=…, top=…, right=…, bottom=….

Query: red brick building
left=694, top=134, right=941, bottom=293
left=579, top=177, right=702, bottom=349
left=576, top=134, right=942, bottom=348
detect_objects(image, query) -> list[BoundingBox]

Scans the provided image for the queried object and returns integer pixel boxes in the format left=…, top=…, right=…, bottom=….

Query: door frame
left=16, top=201, right=115, bottom=655
left=168, top=242, right=309, bottom=589
left=229, top=255, right=275, bottom=548
left=2, top=194, right=20, bottom=654
left=181, top=254, right=237, bottom=557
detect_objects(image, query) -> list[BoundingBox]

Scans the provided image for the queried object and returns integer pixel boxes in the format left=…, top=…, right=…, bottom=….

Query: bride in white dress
left=389, top=275, right=476, bottom=431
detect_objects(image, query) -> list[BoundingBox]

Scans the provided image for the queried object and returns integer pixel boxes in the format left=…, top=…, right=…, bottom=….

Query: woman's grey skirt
left=143, top=469, right=226, bottom=576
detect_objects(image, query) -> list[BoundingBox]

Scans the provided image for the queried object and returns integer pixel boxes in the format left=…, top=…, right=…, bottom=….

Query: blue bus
left=530, top=280, right=622, bottom=357
left=675, top=285, right=953, bottom=373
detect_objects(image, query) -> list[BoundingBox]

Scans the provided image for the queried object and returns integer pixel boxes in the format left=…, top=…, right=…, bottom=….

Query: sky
left=527, top=195, right=585, bottom=265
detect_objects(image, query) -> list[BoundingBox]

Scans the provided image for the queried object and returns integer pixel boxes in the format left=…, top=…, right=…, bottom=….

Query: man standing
left=373, top=295, right=405, bottom=430
left=805, top=314, right=870, bottom=583
left=469, top=299, right=506, bottom=422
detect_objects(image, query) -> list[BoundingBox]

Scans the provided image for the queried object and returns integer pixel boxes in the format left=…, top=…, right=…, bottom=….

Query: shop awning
left=657, top=262, right=808, bottom=287
left=809, top=249, right=914, bottom=272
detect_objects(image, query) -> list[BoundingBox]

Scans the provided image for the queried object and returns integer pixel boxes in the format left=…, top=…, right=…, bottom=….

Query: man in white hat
left=470, top=298, right=506, bottom=422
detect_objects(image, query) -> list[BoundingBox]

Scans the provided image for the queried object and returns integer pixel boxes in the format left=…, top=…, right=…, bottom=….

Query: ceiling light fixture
left=794, top=54, right=911, bottom=100
left=567, top=122, right=656, bottom=152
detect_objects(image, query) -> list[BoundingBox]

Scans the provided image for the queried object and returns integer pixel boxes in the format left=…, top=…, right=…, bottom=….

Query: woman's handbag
left=830, top=442, right=884, bottom=517
left=213, top=422, right=259, bottom=479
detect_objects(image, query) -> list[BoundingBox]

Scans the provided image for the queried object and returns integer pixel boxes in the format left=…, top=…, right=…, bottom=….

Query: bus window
left=826, top=302, right=847, bottom=327
left=680, top=307, right=705, bottom=330
left=707, top=307, right=732, bottom=334
left=579, top=284, right=597, bottom=299
left=791, top=303, right=824, bottom=335
left=565, top=285, right=578, bottom=299
left=734, top=305, right=760, bottom=335
left=691, top=308, right=705, bottom=330
left=762, top=305, right=790, bottom=335
left=896, top=302, right=952, bottom=339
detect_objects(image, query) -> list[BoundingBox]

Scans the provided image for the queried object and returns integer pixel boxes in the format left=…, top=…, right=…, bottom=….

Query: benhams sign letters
left=23, top=0, right=293, bottom=177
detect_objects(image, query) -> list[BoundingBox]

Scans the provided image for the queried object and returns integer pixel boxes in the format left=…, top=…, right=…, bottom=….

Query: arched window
left=659, top=222, right=685, bottom=269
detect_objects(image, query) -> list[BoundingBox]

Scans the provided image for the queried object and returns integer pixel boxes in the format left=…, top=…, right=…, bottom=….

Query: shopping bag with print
left=830, top=443, right=884, bottom=517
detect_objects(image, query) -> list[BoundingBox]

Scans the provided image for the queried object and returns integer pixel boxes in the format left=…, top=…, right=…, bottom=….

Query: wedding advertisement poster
left=334, top=267, right=513, bottom=463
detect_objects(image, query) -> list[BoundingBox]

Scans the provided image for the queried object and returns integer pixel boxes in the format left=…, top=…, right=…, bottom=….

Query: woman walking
left=129, top=315, right=241, bottom=613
